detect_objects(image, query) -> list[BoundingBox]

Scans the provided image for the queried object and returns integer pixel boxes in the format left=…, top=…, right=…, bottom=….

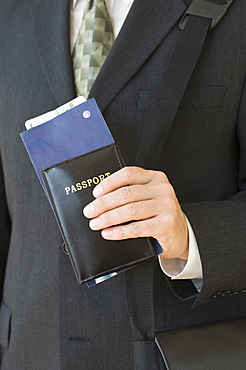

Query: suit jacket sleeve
left=170, top=80, right=246, bottom=307
left=0, top=155, right=11, bottom=301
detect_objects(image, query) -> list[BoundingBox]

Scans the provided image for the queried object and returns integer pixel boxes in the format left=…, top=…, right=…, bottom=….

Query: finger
left=92, top=166, right=167, bottom=198
left=89, top=199, right=161, bottom=230
left=100, top=217, right=160, bottom=240
left=100, top=215, right=188, bottom=259
left=83, top=183, right=160, bottom=218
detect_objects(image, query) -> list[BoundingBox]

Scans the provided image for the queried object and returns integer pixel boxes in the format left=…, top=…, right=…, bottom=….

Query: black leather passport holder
left=40, top=143, right=156, bottom=284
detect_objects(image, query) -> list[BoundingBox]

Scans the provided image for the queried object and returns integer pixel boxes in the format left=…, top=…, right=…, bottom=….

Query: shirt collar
left=122, top=0, right=133, bottom=5
left=72, top=0, right=132, bottom=10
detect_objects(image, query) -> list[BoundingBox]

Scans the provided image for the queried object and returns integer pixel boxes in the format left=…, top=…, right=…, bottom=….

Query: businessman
left=0, top=0, right=246, bottom=369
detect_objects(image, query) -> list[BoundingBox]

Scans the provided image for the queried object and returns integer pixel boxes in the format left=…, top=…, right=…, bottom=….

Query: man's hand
left=83, top=167, right=189, bottom=260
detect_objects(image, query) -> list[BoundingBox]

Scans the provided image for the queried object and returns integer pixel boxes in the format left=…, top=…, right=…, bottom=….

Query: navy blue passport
left=20, top=98, right=114, bottom=188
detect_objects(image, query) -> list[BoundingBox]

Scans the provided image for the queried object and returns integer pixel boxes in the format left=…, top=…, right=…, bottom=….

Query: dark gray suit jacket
left=0, top=0, right=246, bottom=369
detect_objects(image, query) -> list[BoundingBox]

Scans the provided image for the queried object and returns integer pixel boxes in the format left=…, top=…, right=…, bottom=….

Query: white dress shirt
left=70, top=0, right=203, bottom=281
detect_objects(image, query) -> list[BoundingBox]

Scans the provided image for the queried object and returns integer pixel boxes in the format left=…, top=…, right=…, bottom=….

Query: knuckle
left=103, top=175, right=112, bottom=190
left=155, top=170, right=168, bottom=182
left=130, top=222, right=142, bottom=236
left=119, top=186, right=131, bottom=201
left=126, top=203, right=138, bottom=217
left=117, top=227, right=125, bottom=239
left=162, top=182, right=173, bottom=194
left=154, top=183, right=165, bottom=196
left=156, top=213, right=168, bottom=227
left=97, top=197, right=105, bottom=210
left=165, top=213, right=176, bottom=229
left=103, top=211, right=112, bottom=224
left=120, top=166, right=133, bottom=179
left=158, top=184, right=175, bottom=201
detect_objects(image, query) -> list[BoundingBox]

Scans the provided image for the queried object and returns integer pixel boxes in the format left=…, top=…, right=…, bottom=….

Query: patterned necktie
left=72, top=0, right=114, bottom=98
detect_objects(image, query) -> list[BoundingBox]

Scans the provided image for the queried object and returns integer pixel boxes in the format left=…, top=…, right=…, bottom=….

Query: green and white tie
left=72, top=0, right=114, bottom=98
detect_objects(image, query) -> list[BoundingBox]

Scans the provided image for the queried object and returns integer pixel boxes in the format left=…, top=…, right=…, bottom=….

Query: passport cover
left=40, top=143, right=157, bottom=284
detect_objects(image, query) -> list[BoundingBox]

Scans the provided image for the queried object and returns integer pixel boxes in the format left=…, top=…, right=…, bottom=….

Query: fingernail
left=90, top=218, right=100, bottom=229
left=93, top=186, right=103, bottom=198
left=83, top=204, right=94, bottom=217
left=102, top=229, right=112, bottom=238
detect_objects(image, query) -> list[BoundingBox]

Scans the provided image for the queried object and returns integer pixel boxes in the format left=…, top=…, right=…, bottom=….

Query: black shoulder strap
left=135, top=0, right=234, bottom=169
left=126, top=1, right=235, bottom=367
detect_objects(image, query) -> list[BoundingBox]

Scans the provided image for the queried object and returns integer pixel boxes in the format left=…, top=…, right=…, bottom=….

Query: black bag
left=155, top=317, right=246, bottom=370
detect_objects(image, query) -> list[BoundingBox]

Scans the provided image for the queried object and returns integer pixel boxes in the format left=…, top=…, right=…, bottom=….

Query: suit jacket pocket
left=137, top=86, right=228, bottom=111
left=0, top=302, right=11, bottom=349
left=179, top=86, right=228, bottom=109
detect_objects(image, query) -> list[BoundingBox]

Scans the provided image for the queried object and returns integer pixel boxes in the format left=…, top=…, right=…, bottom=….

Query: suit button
left=62, top=242, right=69, bottom=255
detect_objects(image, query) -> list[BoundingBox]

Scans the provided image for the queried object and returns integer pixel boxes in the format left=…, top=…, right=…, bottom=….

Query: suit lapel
left=89, top=0, right=187, bottom=111
left=32, top=0, right=76, bottom=106
left=31, top=0, right=187, bottom=110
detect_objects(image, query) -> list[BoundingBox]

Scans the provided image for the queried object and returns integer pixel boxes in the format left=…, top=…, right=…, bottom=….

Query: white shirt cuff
left=158, top=216, right=203, bottom=280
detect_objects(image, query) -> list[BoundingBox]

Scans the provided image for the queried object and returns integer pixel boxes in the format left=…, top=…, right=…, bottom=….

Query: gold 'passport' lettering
left=64, top=172, right=111, bottom=195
